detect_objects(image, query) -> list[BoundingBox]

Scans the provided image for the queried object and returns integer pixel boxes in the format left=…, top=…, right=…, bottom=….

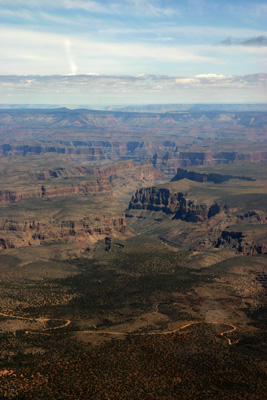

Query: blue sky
left=0, top=0, right=266, bottom=104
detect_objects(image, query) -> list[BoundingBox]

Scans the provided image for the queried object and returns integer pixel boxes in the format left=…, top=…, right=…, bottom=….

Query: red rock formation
left=0, top=179, right=112, bottom=203
left=129, top=187, right=220, bottom=222
left=0, top=214, right=127, bottom=249
left=171, top=168, right=254, bottom=184
left=93, top=160, right=134, bottom=178
left=213, top=231, right=267, bottom=255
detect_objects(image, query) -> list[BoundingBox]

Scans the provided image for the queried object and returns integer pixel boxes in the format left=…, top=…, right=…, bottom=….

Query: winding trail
left=0, top=312, right=71, bottom=331
left=75, top=322, right=199, bottom=337
left=78, top=321, right=238, bottom=345
left=219, top=323, right=240, bottom=345
left=0, top=311, right=238, bottom=345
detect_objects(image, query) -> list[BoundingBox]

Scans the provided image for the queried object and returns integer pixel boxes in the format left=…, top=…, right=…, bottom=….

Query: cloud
left=222, top=35, right=267, bottom=46
left=174, top=73, right=266, bottom=89
left=1, top=0, right=267, bottom=22
left=64, top=0, right=110, bottom=14
left=194, top=73, right=227, bottom=79
left=0, top=27, right=225, bottom=75
left=62, top=0, right=181, bottom=17
left=0, top=0, right=180, bottom=17
left=2, top=26, right=267, bottom=78
left=0, top=73, right=266, bottom=105
left=226, top=2, right=267, bottom=19
left=1, top=1, right=266, bottom=46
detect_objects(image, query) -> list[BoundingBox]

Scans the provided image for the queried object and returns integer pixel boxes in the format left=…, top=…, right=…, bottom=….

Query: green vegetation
left=0, top=240, right=266, bottom=399
left=21, top=246, right=207, bottom=319
left=0, top=323, right=266, bottom=400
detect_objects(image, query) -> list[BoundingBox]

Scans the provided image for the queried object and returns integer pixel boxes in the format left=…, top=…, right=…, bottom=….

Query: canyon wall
left=171, top=168, right=255, bottom=183
left=0, top=214, right=127, bottom=249
left=129, top=187, right=220, bottom=222
left=213, top=230, right=267, bottom=256
left=0, top=179, right=112, bottom=203
left=2, top=143, right=267, bottom=169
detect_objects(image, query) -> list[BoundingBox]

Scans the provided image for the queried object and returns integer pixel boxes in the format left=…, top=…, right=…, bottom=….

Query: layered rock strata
left=0, top=214, right=127, bottom=249
left=0, top=179, right=112, bottom=203
left=2, top=144, right=267, bottom=168
left=213, top=231, right=267, bottom=255
left=171, top=168, right=255, bottom=184
left=129, top=187, right=220, bottom=222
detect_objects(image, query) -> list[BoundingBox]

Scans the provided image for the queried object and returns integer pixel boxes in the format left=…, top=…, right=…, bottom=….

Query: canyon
left=0, top=108, right=266, bottom=252
left=0, top=106, right=266, bottom=400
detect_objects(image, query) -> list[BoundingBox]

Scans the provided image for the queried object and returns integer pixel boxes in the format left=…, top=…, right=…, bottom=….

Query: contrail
left=65, top=39, right=77, bottom=75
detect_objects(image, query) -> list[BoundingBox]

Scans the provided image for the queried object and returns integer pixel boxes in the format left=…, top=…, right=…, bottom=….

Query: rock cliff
left=0, top=179, right=112, bottom=203
left=0, top=214, right=127, bottom=249
left=129, top=187, right=220, bottom=222
left=2, top=144, right=267, bottom=170
left=237, top=211, right=267, bottom=224
left=153, top=151, right=267, bottom=172
left=213, top=230, right=267, bottom=255
left=17, top=166, right=89, bottom=182
left=171, top=168, right=255, bottom=184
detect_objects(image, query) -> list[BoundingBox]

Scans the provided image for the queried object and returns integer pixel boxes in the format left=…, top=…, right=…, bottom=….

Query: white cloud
left=165, top=26, right=267, bottom=40
left=195, top=74, right=228, bottom=79
left=64, top=0, right=109, bottom=13
left=0, top=0, right=180, bottom=17
left=1, top=73, right=266, bottom=90
left=0, top=7, right=34, bottom=19
left=1, top=73, right=266, bottom=104
left=226, top=2, right=267, bottom=19
left=63, top=0, right=181, bottom=17
left=0, top=27, right=225, bottom=75
left=0, top=22, right=266, bottom=76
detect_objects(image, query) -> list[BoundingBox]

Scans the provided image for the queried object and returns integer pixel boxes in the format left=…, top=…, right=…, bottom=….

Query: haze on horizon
left=0, top=0, right=266, bottom=105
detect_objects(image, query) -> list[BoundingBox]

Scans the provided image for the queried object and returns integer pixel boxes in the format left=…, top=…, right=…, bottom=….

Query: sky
left=0, top=0, right=266, bottom=105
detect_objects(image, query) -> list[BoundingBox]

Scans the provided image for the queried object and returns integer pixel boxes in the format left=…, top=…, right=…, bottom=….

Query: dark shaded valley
left=0, top=107, right=266, bottom=399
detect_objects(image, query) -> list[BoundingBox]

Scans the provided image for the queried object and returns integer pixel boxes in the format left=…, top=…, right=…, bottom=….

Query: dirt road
left=0, top=312, right=71, bottom=330
left=79, top=321, right=238, bottom=345
left=0, top=311, right=238, bottom=345
left=219, top=323, right=239, bottom=345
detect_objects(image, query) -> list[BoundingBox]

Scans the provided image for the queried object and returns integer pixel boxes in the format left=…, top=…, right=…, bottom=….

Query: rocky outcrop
left=0, top=179, right=112, bottom=203
left=171, top=168, right=255, bottom=184
left=105, top=237, right=112, bottom=251
left=177, top=151, right=267, bottom=165
left=129, top=187, right=220, bottom=222
left=0, top=238, right=15, bottom=249
left=0, top=215, right=127, bottom=249
left=129, top=188, right=183, bottom=214
left=214, top=231, right=244, bottom=249
left=174, top=201, right=220, bottom=222
left=213, top=231, right=267, bottom=255
left=7, top=159, right=164, bottom=187
left=17, top=167, right=89, bottom=182
left=237, top=211, right=267, bottom=224
left=0, top=158, right=167, bottom=204
left=153, top=152, right=267, bottom=175
left=240, top=243, right=267, bottom=256
left=93, top=160, right=134, bottom=178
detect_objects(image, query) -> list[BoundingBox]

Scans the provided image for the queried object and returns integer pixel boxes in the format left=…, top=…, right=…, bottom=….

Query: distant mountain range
left=0, top=103, right=267, bottom=112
